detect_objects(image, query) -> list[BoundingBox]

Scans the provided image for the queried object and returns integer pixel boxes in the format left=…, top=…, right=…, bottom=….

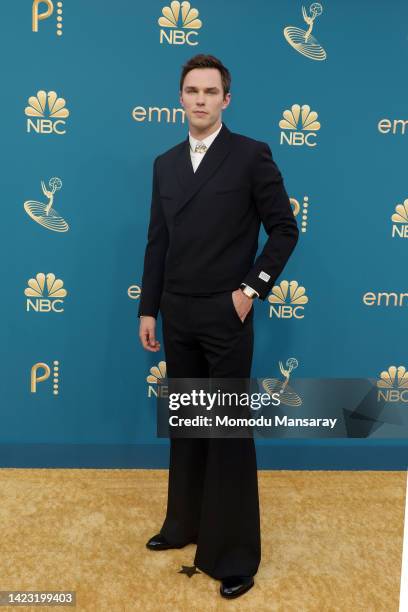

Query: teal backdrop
left=1, top=1, right=407, bottom=468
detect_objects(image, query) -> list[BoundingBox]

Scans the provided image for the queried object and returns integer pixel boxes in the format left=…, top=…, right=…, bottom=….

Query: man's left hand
left=232, top=289, right=254, bottom=322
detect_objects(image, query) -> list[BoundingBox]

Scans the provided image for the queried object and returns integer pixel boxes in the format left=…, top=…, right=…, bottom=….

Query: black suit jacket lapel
left=174, top=122, right=232, bottom=217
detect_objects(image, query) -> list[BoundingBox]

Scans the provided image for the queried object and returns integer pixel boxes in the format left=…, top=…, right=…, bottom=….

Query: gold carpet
left=0, top=469, right=405, bottom=611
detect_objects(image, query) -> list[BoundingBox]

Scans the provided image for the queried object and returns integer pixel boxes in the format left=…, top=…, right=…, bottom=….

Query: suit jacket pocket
left=228, top=292, right=245, bottom=325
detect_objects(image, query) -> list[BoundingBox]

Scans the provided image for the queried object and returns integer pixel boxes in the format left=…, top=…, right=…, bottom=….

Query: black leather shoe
left=146, top=533, right=191, bottom=550
left=220, top=575, right=254, bottom=598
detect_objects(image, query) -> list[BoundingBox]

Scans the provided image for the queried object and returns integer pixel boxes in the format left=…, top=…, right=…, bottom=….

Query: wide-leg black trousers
left=158, top=289, right=261, bottom=580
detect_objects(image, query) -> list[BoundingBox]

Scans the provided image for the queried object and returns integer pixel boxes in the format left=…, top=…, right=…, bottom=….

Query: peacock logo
left=158, top=1, right=202, bottom=46
left=147, top=361, right=168, bottom=397
left=279, top=104, right=320, bottom=131
left=25, top=90, right=69, bottom=134
left=283, top=3, right=326, bottom=61
left=391, top=198, right=408, bottom=239
left=279, top=104, right=320, bottom=147
left=268, top=281, right=308, bottom=319
left=377, top=366, right=408, bottom=390
left=377, top=366, right=408, bottom=403
left=25, top=273, right=67, bottom=313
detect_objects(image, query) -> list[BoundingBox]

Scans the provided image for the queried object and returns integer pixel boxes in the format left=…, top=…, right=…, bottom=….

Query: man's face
left=180, top=68, right=231, bottom=132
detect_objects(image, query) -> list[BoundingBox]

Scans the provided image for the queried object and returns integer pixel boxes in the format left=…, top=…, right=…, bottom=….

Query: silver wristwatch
left=240, top=284, right=259, bottom=299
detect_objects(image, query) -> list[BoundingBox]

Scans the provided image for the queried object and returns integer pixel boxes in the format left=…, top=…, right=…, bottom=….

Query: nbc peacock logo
left=25, top=90, right=69, bottom=134
left=24, top=177, right=69, bottom=232
left=158, top=1, right=202, bottom=46
left=279, top=104, right=320, bottom=147
left=376, top=365, right=408, bottom=403
left=283, top=3, right=326, bottom=61
left=268, top=281, right=309, bottom=319
left=147, top=361, right=168, bottom=397
left=391, top=197, right=408, bottom=239
left=25, top=273, right=67, bottom=313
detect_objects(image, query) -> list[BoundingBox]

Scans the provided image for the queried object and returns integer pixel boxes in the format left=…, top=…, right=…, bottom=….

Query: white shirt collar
left=189, top=122, right=223, bottom=153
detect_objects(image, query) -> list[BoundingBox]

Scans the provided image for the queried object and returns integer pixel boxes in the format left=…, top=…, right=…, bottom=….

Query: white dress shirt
left=189, top=122, right=223, bottom=173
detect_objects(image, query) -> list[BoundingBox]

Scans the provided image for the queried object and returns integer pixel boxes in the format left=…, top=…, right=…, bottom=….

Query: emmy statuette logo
left=25, top=273, right=68, bottom=313
left=279, top=104, right=320, bottom=147
left=290, top=195, right=310, bottom=233
left=25, top=90, right=69, bottom=135
left=30, top=361, right=60, bottom=395
left=391, top=198, right=408, bottom=238
left=268, top=281, right=309, bottom=319
left=377, top=366, right=408, bottom=403
left=24, top=177, right=69, bottom=232
left=284, top=3, right=326, bottom=61
left=158, top=1, right=202, bottom=46
left=147, top=361, right=168, bottom=398
left=262, top=359, right=302, bottom=407
left=32, top=0, right=63, bottom=36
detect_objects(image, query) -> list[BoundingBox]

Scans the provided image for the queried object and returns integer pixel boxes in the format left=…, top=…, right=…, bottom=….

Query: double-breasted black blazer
left=138, top=122, right=299, bottom=318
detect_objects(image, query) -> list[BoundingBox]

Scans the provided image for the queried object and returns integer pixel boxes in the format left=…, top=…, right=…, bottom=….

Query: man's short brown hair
left=180, top=54, right=231, bottom=98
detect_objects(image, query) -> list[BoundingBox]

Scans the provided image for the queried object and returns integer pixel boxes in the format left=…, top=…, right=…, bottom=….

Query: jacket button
left=174, top=219, right=180, bottom=226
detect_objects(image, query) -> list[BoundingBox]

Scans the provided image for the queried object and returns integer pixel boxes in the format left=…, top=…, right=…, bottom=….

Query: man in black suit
left=138, top=54, right=298, bottom=599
